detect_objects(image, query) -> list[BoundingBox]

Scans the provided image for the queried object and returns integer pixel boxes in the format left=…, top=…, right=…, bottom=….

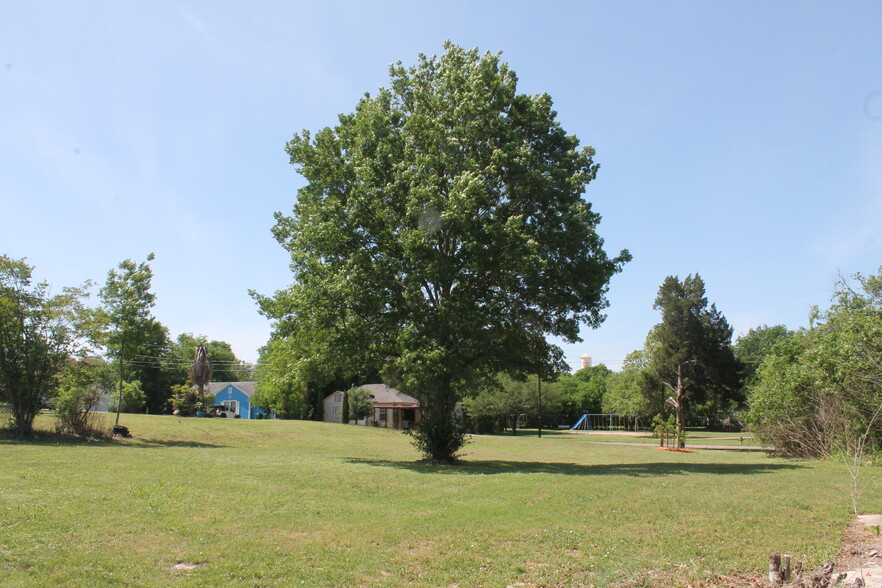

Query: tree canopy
left=734, top=324, right=793, bottom=387
left=0, top=255, right=90, bottom=433
left=254, top=43, right=629, bottom=462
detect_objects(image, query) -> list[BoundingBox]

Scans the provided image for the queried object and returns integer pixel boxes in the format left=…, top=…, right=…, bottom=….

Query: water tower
left=579, top=354, right=592, bottom=369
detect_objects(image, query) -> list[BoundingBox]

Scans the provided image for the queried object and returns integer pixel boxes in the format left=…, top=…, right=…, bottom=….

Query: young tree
left=54, top=359, right=113, bottom=436
left=347, top=386, right=375, bottom=424
left=341, top=389, right=350, bottom=424
left=254, top=43, right=629, bottom=462
left=647, top=275, right=741, bottom=447
left=0, top=255, right=90, bottom=433
left=97, top=254, right=160, bottom=426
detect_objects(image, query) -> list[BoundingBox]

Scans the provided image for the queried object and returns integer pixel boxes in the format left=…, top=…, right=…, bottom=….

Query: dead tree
left=188, top=344, right=212, bottom=401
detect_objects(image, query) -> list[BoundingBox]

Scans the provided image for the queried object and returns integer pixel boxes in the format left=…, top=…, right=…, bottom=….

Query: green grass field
left=1, top=414, right=878, bottom=587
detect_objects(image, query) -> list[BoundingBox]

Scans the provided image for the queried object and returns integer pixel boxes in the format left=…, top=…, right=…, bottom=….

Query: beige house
left=323, top=384, right=420, bottom=430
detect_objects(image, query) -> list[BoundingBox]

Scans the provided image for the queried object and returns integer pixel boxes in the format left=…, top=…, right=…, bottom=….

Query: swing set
left=569, top=413, right=643, bottom=432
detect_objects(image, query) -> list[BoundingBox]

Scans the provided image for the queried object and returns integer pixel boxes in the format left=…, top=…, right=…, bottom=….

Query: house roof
left=325, top=384, right=419, bottom=407
left=358, top=384, right=419, bottom=407
left=204, top=382, right=256, bottom=397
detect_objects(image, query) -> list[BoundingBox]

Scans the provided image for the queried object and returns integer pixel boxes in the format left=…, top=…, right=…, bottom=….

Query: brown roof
left=325, top=384, right=419, bottom=407
left=358, top=384, right=419, bottom=406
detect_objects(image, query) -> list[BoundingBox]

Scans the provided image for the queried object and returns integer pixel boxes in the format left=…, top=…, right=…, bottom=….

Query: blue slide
left=569, top=413, right=592, bottom=431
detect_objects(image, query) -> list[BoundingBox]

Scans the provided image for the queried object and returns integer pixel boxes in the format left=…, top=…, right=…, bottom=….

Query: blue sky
left=2, top=2, right=881, bottom=368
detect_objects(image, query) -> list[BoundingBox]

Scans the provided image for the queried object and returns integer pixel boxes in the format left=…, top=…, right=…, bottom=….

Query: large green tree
left=255, top=43, right=629, bottom=462
left=646, top=275, right=741, bottom=446
left=0, top=255, right=89, bottom=433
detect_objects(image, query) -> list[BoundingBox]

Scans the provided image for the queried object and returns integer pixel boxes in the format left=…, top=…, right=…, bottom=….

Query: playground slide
left=569, top=413, right=591, bottom=431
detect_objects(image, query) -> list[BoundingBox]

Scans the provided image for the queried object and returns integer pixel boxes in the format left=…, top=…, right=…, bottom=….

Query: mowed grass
left=1, top=414, right=879, bottom=587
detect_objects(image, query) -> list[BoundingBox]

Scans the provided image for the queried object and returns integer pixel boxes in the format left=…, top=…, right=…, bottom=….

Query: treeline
left=464, top=267, right=882, bottom=459
left=0, top=254, right=251, bottom=435
left=465, top=274, right=749, bottom=440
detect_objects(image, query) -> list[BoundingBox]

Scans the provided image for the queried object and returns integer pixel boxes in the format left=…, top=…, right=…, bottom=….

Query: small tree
left=341, top=389, right=350, bottom=424
left=169, top=384, right=194, bottom=416
left=0, top=255, right=90, bottom=433
left=347, top=386, right=375, bottom=424
left=97, top=254, right=159, bottom=427
left=54, top=359, right=113, bottom=437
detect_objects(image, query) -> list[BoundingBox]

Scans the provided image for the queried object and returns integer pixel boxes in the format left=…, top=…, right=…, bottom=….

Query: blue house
left=206, top=382, right=269, bottom=419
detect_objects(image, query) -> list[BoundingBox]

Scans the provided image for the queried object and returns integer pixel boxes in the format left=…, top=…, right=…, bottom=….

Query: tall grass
left=0, top=414, right=877, bottom=586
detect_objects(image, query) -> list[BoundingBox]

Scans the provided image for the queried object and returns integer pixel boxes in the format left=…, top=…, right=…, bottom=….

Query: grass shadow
left=0, top=429, right=116, bottom=446
left=123, top=438, right=228, bottom=449
left=345, top=457, right=804, bottom=477
left=0, top=429, right=226, bottom=449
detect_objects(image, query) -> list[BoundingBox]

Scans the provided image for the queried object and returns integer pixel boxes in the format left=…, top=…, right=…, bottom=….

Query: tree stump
left=112, top=425, right=131, bottom=438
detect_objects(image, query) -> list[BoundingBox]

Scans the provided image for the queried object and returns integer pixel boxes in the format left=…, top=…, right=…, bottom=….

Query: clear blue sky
left=2, top=2, right=881, bottom=368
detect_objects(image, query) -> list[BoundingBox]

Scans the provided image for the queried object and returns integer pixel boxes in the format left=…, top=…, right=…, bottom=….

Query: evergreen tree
left=647, top=275, right=741, bottom=446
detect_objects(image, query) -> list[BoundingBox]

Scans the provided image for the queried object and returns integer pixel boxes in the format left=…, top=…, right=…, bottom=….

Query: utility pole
left=115, top=341, right=124, bottom=426
left=537, top=374, right=542, bottom=438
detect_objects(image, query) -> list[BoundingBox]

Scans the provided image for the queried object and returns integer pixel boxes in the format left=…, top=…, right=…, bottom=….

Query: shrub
left=54, top=366, right=111, bottom=438
left=407, top=409, right=469, bottom=464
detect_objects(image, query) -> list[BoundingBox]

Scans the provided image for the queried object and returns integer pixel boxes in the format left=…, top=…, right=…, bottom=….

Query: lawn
left=1, top=414, right=878, bottom=587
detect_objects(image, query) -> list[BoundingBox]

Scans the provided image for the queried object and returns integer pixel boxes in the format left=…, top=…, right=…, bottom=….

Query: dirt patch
left=833, top=516, right=882, bottom=583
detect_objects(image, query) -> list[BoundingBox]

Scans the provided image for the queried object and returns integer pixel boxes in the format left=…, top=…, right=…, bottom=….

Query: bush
left=114, top=380, right=146, bottom=414
left=54, top=368, right=111, bottom=438
left=746, top=269, right=882, bottom=457
left=407, top=408, right=469, bottom=464
left=169, top=385, right=215, bottom=416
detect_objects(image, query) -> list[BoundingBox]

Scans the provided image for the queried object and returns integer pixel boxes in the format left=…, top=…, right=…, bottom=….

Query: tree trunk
left=676, top=363, right=686, bottom=449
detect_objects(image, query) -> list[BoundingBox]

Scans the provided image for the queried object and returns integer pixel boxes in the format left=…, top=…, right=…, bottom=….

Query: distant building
left=323, top=384, right=420, bottom=430
left=580, top=354, right=593, bottom=369
left=205, top=382, right=268, bottom=419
